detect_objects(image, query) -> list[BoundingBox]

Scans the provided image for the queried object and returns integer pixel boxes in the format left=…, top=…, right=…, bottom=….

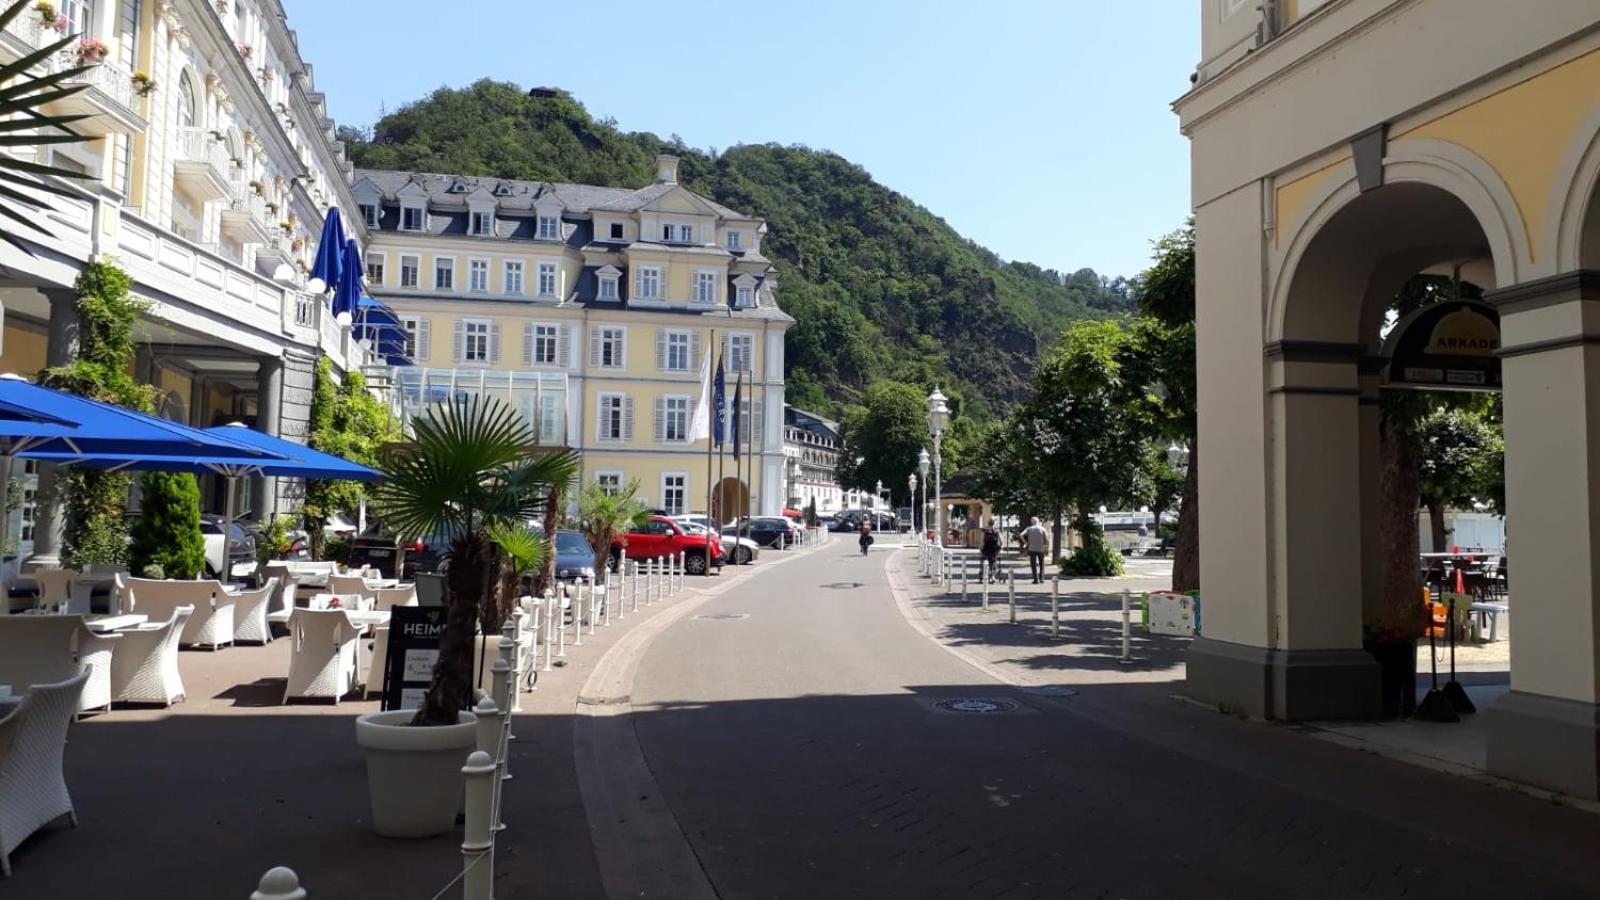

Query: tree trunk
left=1373, top=416, right=1426, bottom=639
left=532, top=484, right=562, bottom=598
left=1426, top=501, right=1448, bottom=553
left=1171, top=440, right=1200, bottom=593
left=414, top=533, right=486, bottom=726
left=1050, top=508, right=1064, bottom=564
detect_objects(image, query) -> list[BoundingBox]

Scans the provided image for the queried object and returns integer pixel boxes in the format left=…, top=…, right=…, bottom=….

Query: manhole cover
left=1024, top=686, right=1078, bottom=698
left=693, top=613, right=750, bottom=621
left=932, top=698, right=1020, bottom=714
left=821, top=582, right=864, bottom=590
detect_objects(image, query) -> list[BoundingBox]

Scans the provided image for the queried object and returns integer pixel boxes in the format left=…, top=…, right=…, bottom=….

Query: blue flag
left=730, top=373, right=743, bottom=449
left=712, top=352, right=727, bottom=447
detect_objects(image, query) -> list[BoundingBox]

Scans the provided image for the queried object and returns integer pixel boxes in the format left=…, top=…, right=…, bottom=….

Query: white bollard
left=1120, top=589, right=1133, bottom=665
left=491, top=658, right=514, bottom=798
left=961, top=558, right=969, bottom=602
left=572, top=582, right=584, bottom=646
left=982, top=569, right=990, bottom=612
left=557, top=588, right=568, bottom=660
left=586, top=576, right=597, bottom=634
left=461, top=751, right=497, bottom=900
left=251, top=867, right=306, bottom=900
left=502, top=617, right=524, bottom=712
left=676, top=552, right=684, bottom=591
left=1051, top=576, right=1060, bottom=639
left=1008, top=571, right=1017, bottom=625
left=542, top=591, right=556, bottom=672
left=602, top=570, right=613, bottom=626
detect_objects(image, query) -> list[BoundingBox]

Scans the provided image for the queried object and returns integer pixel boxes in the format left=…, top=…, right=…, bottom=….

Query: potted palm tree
left=576, top=478, right=649, bottom=576
left=358, top=397, right=577, bottom=837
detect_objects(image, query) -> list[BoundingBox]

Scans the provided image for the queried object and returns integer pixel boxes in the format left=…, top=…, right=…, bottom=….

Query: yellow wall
left=1274, top=156, right=1349, bottom=247
left=1394, top=47, right=1600, bottom=263
left=0, top=323, right=47, bottom=377
left=582, top=451, right=766, bottom=514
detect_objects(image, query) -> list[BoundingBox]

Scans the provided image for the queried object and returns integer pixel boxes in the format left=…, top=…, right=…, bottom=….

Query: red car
left=611, top=515, right=724, bottom=575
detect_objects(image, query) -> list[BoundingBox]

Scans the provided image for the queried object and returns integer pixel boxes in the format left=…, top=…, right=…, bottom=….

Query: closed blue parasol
left=307, top=208, right=347, bottom=294
left=331, top=237, right=365, bottom=320
left=355, top=296, right=411, bottom=365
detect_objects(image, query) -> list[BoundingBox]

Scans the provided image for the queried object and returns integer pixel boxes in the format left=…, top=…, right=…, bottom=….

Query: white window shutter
left=655, top=330, right=666, bottom=371
left=654, top=397, right=666, bottom=443
left=720, top=334, right=729, bottom=370
left=595, top=400, right=606, bottom=443
left=418, top=319, right=432, bottom=361
left=453, top=320, right=465, bottom=363
left=489, top=323, right=502, bottom=364
left=753, top=400, right=764, bottom=446
left=558, top=326, right=571, bottom=367
left=589, top=327, right=602, bottom=367
left=622, top=395, right=634, bottom=441
left=690, top=331, right=701, bottom=370
left=522, top=323, right=534, bottom=365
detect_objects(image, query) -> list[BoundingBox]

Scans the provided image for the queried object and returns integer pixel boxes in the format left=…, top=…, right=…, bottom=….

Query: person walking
left=980, top=520, right=1002, bottom=583
left=858, top=521, right=874, bottom=556
left=1021, top=516, right=1049, bottom=584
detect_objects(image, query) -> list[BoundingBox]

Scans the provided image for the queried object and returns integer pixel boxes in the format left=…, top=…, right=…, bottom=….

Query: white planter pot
left=355, top=709, right=479, bottom=838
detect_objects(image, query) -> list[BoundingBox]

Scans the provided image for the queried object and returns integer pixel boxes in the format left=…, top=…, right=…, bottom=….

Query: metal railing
left=1, top=19, right=142, bottom=117
left=177, top=126, right=230, bottom=173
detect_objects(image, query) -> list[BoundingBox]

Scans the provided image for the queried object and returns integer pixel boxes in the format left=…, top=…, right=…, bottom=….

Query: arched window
left=178, top=71, right=197, bottom=129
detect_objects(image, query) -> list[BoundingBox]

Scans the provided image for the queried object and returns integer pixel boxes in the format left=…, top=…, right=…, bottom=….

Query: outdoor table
left=83, top=614, right=148, bottom=633
left=267, top=608, right=390, bottom=629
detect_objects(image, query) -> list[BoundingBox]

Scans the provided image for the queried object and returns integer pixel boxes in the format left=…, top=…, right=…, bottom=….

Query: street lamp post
left=918, top=448, right=930, bottom=537
left=926, top=388, right=949, bottom=548
left=908, top=472, right=918, bottom=535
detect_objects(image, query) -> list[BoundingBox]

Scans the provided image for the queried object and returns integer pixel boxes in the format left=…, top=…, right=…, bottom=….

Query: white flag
left=688, top=343, right=712, bottom=442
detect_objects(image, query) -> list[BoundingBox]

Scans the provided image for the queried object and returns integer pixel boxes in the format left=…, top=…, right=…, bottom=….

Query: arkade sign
left=1382, top=299, right=1501, bottom=392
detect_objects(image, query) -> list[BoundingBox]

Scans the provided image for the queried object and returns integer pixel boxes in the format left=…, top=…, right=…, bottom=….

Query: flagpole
left=745, top=369, right=755, bottom=532
left=733, top=371, right=743, bottom=538
left=705, top=330, right=715, bottom=520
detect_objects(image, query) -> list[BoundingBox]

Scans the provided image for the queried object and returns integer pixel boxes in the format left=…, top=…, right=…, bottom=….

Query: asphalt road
left=623, top=540, right=1600, bottom=899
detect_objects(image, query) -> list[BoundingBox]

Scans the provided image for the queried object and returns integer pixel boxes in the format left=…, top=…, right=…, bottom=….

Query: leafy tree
left=370, top=398, right=579, bottom=727
left=1414, top=406, right=1503, bottom=552
left=343, top=81, right=1133, bottom=414
left=837, top=381, right=929, bottom=508
left=130, top=472, right=206, bottom=579
left=40, top=262, right=155, bottom=569
left=304, top=358, right=398, bottom=557
left=1132, top=224, right=1198, bottom=591
left=575, top=478, right=649, bottom=576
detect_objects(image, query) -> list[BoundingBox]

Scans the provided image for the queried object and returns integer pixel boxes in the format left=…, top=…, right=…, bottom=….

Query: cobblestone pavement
left=624, top=540, right=1600, bottom=899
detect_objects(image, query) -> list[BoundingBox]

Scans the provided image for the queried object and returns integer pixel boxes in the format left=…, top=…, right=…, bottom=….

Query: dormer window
left=359, top=203, right=379, bottom=228
left=726, top=230, right=742, bottom=250
left=735, top=285, right=754, bottom=308
left=596, top=266, right=621, bottom=301
left=470, top=210, right=494, bottom=236
left=661, top=224, right=693, bottom=243
left=537, top=215, right=560, bottom=240
left=609, top=222, right=624, bottom=241
left=401, top=205, right=425, bottom=232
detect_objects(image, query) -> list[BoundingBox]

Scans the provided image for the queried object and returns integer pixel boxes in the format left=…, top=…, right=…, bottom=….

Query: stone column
left=1485, top=270, right=1600, bottom=800
left=28, top=289, right=81, bottom=566
left=255, top=354, right=284, bottom=520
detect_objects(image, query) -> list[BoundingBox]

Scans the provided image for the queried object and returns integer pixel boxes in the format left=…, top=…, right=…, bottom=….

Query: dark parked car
left=731, top=517, right=797, bottom=549
left=349, top=530, right=403, bottom=579
left=554, top=530, right=599, bottom=582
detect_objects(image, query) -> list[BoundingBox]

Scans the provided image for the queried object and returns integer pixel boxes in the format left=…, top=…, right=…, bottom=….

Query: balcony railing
left=177, top=127, right=229, bottom=172
left=389, top=368, right=570, bottom=444
left=0, top=18, right=145, bottom=132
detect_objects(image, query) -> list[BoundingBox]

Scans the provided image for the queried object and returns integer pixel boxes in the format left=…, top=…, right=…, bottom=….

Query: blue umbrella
left=330, top=238, right=366, bottom=320
left=355, top=297, right=411, bottom=365
left=0, top=375, right=289, bottom=576
left=33, top=424, right=384, bottom=578
left=308, top=208, right=346, bottom=294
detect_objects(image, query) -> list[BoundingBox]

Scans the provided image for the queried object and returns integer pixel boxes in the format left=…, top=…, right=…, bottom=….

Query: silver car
left=674, top=517, right=759, bottom=565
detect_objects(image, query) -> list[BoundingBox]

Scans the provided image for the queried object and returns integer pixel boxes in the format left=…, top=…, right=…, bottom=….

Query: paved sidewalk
left=890, top=545, right=1187, bottom=687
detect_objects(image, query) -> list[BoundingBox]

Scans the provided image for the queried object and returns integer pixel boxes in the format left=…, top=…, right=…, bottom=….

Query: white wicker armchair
left=231, top=579, right=279, bottom=645
left=110, top=606, right=193, bottom=707
left=31, top=570, right=92, bottom=615
left=0, top=668, right=89, bottom=876
left=260, top=565, right=299, bottom=616
left=283, top=609, right=363, bottom=704
left=0, top=617, right=119, bottom=715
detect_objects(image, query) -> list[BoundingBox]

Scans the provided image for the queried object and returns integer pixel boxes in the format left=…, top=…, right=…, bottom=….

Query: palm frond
left=486, top=522, right=547, bottom=577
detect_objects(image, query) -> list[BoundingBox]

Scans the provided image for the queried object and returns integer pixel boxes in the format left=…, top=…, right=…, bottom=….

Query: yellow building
left=357, top=156, right=792, bottom=517
left=1179, top=0, right=1600, bottom=797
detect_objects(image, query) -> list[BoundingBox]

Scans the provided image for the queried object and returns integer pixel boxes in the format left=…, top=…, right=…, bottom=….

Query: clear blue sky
left=282, top=1, right=1195, bottom=279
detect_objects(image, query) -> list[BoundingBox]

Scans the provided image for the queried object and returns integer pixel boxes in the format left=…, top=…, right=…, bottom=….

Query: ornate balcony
left=174, top=128, right=232, bottom=202
left=220, top=185, right=271, bottom=245
left=1, top=18, right=146, bottom=136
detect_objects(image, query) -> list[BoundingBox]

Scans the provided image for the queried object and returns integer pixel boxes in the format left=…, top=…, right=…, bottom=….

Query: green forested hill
left=340, top=80, right=1132, bottom=415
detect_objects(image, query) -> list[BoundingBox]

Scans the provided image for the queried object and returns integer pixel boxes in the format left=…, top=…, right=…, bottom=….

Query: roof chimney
left=655, top=154, right=679, bottom=185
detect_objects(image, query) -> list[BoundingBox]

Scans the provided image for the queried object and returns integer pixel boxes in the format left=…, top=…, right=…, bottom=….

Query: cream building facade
left=0, top=0, right=369, bottom=560
left=1179, top=0, right=1600, bottom=797
left=357, top=157, right=792, bottom=517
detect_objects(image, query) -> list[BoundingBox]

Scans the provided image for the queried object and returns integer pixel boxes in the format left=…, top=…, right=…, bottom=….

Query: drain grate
left=820, top=582, right=864, bottom=590
left=1024, top=686, right=1078, bottom=698
left=693, top=613, right=750, bottom=621
left=931, top=698, right=1020, bottom=714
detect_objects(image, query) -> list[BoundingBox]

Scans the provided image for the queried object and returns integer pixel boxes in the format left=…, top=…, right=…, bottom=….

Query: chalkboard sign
left=381, top=606, right=449, bottom=712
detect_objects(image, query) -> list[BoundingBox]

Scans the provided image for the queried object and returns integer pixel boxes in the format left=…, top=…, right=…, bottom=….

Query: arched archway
left=1192, top=174, right=1505, bottom=723
left=712, top=477, right=748, bottom=524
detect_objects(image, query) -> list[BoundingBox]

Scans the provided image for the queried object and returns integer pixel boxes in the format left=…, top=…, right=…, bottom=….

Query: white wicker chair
left=231, top=579, right=279, bottom=645
left=370, top=586, right=417, bottom=612
left=283, top=609, right=362, bottom=704
left=0, top=668, right=89, bottom=876
left=260, top=565, right=298, bottom=616
left=363, top=625, right=390, bottom=698
left=124, top=579, right=234, bottom=650
left=31, top=570, right=91, bottom=616
left=0, top=617, right=119, bottom=715
left=110, top=606, right=193, bottom=707
left=326, top=574, right=375, bottom=604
